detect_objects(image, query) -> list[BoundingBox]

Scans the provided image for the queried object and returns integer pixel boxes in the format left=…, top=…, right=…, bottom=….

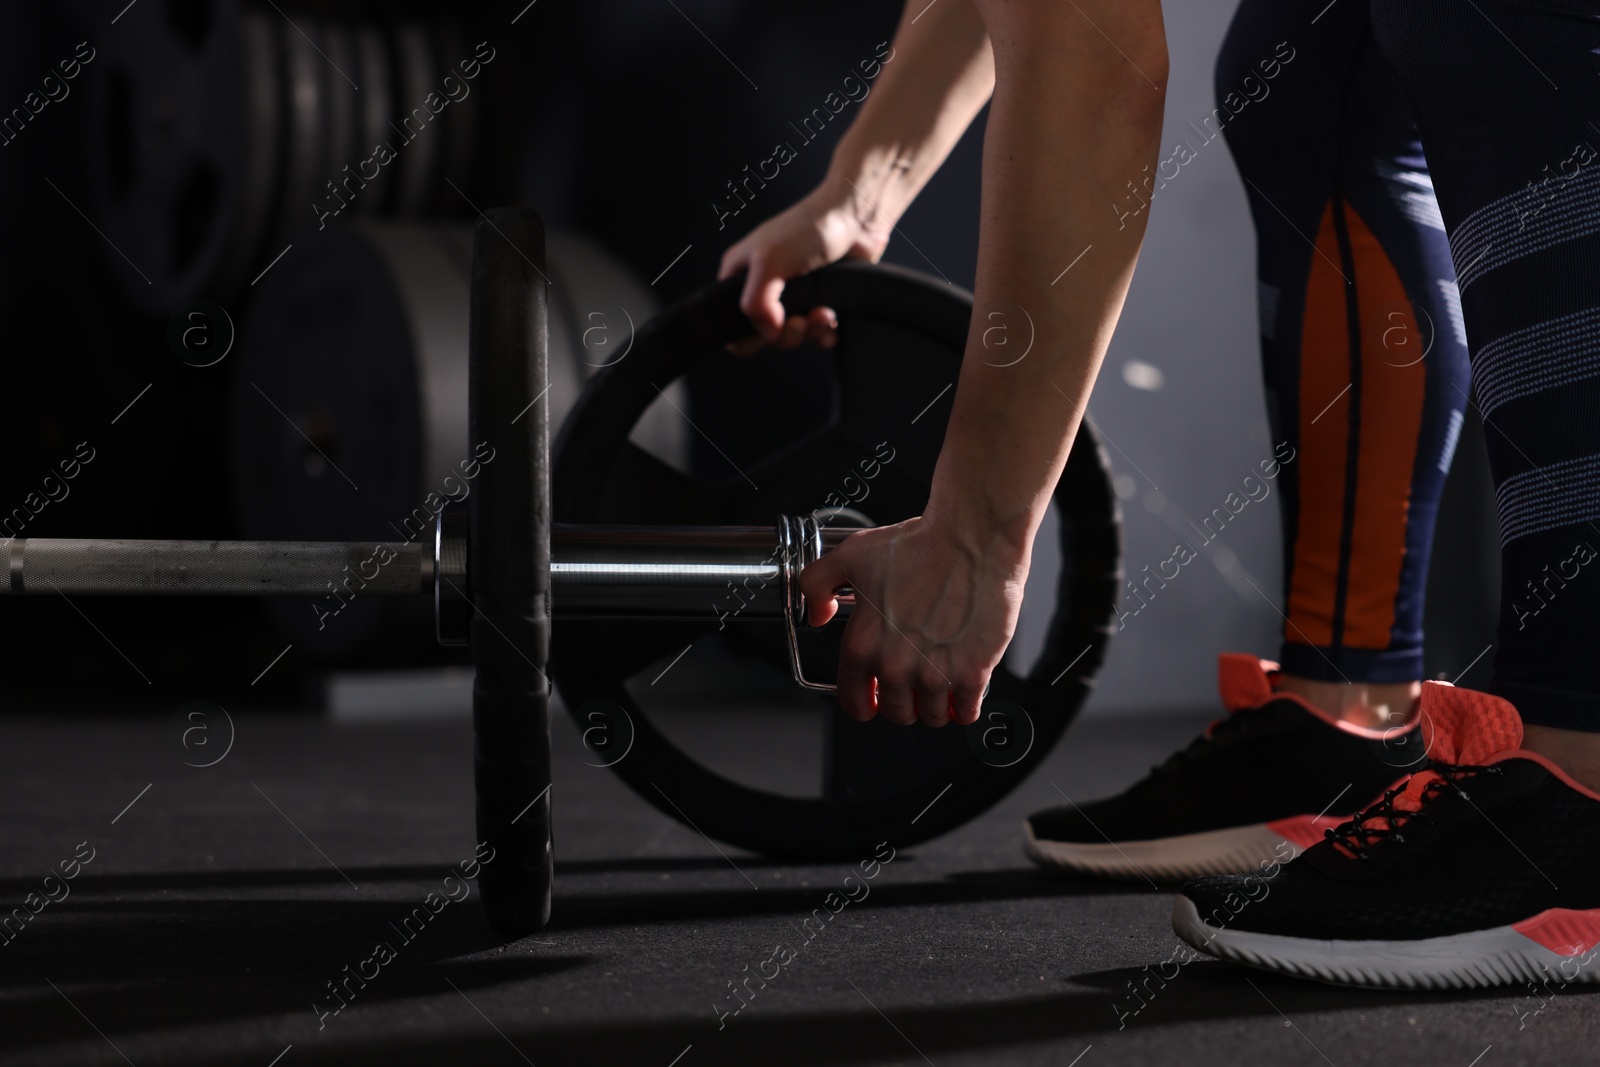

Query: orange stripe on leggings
left=1285, top=203, right=1427, bottom=652
left=1342, top=204, right=1425, bottom=649
left=1286, top=204, right=1349, bottom=649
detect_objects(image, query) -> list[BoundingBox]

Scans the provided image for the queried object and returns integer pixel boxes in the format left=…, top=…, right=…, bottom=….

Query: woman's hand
left=798, top=515, right=1029, bottom=727
left=717, top=181, right=888, bottom=355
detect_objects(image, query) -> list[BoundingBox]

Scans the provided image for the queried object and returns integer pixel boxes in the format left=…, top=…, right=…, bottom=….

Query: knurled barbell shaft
left=5, top=538, right=431, bottom=597
left=4, top=524, right=856, bottom=622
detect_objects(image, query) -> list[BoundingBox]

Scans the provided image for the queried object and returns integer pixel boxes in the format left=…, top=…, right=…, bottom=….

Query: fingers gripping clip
left=779, top=513, right=854, bottom=694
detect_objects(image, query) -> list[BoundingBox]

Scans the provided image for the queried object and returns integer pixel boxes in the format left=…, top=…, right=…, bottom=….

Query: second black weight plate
left=551, top=262, right=1120, bottom=861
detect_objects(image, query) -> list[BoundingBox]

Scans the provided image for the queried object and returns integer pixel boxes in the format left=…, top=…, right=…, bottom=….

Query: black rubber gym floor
left=2, top=701, right=1593, bottom=1067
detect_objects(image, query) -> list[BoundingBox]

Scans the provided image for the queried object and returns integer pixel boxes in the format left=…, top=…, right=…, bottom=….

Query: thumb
left=740, top=265, right=787, bottom=342
left=717, top=241, right=749, bottom=282
left=798, top=550, right=849, bottom=628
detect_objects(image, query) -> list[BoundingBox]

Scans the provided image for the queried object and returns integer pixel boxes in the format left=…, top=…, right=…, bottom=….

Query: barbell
left=6, top=209, right=1121, bottom=936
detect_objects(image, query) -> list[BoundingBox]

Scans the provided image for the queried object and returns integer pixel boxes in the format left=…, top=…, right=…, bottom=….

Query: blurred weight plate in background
left=86, top=0, right=254, bottom=311
left=87, top=1, right=498, bottom=313
left=231, top=222, right=687, bottom=659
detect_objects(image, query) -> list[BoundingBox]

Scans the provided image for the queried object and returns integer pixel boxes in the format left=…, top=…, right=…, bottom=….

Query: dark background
left=0, top=0, right=1496, bottom=711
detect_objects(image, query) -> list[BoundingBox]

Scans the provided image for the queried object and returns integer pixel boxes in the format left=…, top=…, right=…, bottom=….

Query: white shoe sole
left=1023, top=820, right=1305, bottom=881
left=1172, top=895, right=1600, bottom=989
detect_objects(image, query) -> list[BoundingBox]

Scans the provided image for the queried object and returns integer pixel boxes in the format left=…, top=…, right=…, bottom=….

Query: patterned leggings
left=1221, top=0, right=1600, bottom=727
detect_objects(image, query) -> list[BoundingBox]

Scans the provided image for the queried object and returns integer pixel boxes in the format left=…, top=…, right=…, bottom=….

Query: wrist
left=823, top=143, right=915, bottom=246
left=920, top=481, right=1037, bottom=577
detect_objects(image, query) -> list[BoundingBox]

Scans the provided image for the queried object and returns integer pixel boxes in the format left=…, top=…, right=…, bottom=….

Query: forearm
left=926, top=0, right=1168, bottom=565
left=825, top=0, right=995, bottom=238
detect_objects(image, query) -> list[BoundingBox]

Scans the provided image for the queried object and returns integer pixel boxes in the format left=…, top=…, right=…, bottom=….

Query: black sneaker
left=1024, top=654, right=1419, bottom=880
left=1173, top=682, right=1600, bottom=989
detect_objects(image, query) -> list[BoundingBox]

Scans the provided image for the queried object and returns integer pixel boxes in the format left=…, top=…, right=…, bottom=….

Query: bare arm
left=801, top=0, right=1169, bottom=727
left=928, top=1, right=1168, bottom=566
left=724, top=0, right=1169, bottom=728
left=822, top=0, right=996, bottom=262
left=720, top=0, right=995, bottom=341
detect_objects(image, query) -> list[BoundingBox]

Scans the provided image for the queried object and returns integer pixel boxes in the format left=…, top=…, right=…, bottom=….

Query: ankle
left=1276, top=674, right=1421, bottom=731
left=1521, top=725, right=1600, bottom=795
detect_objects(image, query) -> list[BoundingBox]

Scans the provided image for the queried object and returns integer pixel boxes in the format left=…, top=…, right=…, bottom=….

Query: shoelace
left=1324, top=760, right=1505, bottom=860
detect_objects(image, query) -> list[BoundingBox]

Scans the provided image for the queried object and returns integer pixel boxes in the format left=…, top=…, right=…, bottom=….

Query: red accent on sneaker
left=1218, top=653, right=1277, bottom=712
left=1512, top=908, right=1600, bottom=957
left=1328, top=684, right=1528, bottom=859
left=1266, top=813, right=1349, bottom=849
left=1380, top=684, right=1524, bottom=813
left=1417, top=682, right=1524, bottom=765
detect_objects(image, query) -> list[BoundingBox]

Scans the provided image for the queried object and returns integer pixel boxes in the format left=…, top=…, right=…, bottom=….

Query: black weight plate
left=230, top=228, right=427, bottom=658
left=321, top=21, right=360, bottom=213
left=87, top=0, right=248, bottom=311
left=219, top=11, right=285, bottom=295
left=469, top=208, right=554, bottom=937
left=551, top=263, right=1121, bottom=861
left=387, top=21, right=443, bottom=217
left=430, top=16, right=481, bottom=215
left=274, top=13, right=328, bottom=244
left=353, top=22, right=394, bottom=215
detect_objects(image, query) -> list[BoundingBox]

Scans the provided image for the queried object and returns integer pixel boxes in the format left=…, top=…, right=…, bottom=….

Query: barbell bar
left=3, top=518, right=856, bottom=677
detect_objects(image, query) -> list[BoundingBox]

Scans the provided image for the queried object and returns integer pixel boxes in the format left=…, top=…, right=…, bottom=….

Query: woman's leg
left=1022, top=0, right=1469, bottom=879
left=1174, top=1, right=1600, bottom=988
left=1370, top=0, right=1600, bottom=780
left=1219, top=0, right=1469, bottom=721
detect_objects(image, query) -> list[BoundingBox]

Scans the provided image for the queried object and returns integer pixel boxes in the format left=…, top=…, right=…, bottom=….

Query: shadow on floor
left=8, top=861, right=1568, bottom=1065
left=547, top=866, right=1162, bottom=931
left=273, top=965, right=1566, bottom=1067
left=0, top=862, right=1150, bottom=1056
left=554, top=854, right=823, bottom=875
left=1, top=893, right=586, bottom=1056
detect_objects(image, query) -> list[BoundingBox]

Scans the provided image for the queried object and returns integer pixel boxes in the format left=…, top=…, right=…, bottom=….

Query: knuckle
left=876, top=667, right=910, bottom=690
left=838, top=627, right=873, bottom=661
